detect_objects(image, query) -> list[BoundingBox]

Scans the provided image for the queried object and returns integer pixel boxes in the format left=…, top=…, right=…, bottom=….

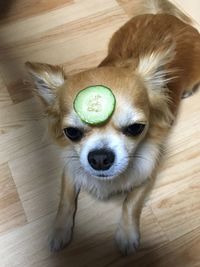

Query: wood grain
left=0, top=163, right=26, bottom=234
left=0, top=0, right=199, bottom=266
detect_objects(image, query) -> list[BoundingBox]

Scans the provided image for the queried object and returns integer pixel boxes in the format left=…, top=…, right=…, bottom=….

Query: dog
left=26, top=0, right=200, bottom=255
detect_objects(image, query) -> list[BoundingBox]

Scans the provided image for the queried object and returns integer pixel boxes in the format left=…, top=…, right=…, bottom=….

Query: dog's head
left=26, top=48, right=174, bottom=180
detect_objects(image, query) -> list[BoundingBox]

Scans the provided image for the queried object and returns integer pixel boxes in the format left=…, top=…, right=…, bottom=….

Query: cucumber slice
left=73, top=85, right=116, bottom=125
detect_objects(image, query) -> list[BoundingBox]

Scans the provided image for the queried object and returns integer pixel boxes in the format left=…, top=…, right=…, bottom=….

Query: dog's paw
left=115, top=225, right=140, bottom=256
left=49, top=226, right=73, bottom=252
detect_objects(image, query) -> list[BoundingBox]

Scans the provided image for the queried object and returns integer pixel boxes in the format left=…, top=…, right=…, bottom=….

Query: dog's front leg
left=115, top=178, right=154, bottom=255
left=49, top=169, right=79, bottom=252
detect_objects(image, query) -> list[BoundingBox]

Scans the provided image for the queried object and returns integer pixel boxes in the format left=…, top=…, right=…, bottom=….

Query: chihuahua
left=26, top=0, right=200, bottom=255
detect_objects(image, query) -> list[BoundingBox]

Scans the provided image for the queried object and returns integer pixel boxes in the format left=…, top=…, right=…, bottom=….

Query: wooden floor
left=0, top=1, right=200, bottom=266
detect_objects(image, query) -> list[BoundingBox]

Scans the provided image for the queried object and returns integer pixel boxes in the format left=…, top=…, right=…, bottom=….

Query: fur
left=26, top=0, right=200, bottom=255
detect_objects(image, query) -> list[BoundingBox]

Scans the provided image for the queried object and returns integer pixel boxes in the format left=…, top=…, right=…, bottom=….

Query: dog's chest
left=74, top=160, right=153, bottom=199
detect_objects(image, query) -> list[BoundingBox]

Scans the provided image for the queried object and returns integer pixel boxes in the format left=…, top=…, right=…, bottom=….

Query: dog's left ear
left=136, top=42, right=176, bottom=91
left=26, top=62, right=66, bottom=106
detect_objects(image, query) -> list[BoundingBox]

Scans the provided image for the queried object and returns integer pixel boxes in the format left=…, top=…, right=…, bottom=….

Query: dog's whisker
left=127, top=154, right=150, bottom=162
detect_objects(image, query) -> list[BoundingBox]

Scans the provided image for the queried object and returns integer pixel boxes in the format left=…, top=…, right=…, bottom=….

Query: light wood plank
left=0, top=163, right=27, bottom=234
left=0, top=0, right=199, bottom=266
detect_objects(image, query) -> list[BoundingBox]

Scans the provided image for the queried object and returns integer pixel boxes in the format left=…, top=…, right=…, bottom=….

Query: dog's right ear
left=25, top=62, right=66, bottom=106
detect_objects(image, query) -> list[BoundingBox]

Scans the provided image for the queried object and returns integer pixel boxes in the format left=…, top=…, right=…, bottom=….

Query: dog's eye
left=122, top=123, right=145, bottom=136
left=63, top=127, right=83, bottom=141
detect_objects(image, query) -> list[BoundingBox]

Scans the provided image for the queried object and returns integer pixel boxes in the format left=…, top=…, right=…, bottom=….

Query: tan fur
left=100, top=14, right=200, bottom=109
left=116, top=177, right=155, bottom=254
left=26, top=0, right=200, bottom=255
left=130, top=0, right=193, bottom=25
left=49, top=170, right=79, bottom=251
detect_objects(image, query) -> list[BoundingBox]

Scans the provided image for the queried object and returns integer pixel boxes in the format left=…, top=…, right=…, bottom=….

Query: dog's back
left=100, top=0, right=200, bottom=113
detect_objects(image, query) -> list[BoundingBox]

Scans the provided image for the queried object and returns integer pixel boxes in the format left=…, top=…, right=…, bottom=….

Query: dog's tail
left=132, top=0, right=193, bottom=25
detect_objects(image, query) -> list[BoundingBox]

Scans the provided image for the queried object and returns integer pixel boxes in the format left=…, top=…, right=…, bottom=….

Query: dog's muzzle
left=87, top=149, right=115, bottom=171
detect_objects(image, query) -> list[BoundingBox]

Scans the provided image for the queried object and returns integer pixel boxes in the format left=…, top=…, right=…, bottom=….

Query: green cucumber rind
left=73, top=85, right=116, bottom=125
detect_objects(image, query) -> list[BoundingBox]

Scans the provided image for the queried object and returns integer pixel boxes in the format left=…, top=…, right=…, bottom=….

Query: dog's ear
left=25, top=62, right=66, bottom=106
left=136, top=42, right=176, bottom=91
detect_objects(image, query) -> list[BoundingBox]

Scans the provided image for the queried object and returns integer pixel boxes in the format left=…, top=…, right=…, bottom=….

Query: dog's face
left=61, top=68, right=150, bottom=179
left=26, top=50, right=173, bottom=180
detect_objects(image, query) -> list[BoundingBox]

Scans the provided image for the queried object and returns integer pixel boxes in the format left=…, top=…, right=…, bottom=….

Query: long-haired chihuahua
left=26, top=0, right=200, bottom=255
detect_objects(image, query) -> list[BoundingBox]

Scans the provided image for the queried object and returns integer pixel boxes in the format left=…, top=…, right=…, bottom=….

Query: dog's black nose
left=88, top=149, right=115, bottom=171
